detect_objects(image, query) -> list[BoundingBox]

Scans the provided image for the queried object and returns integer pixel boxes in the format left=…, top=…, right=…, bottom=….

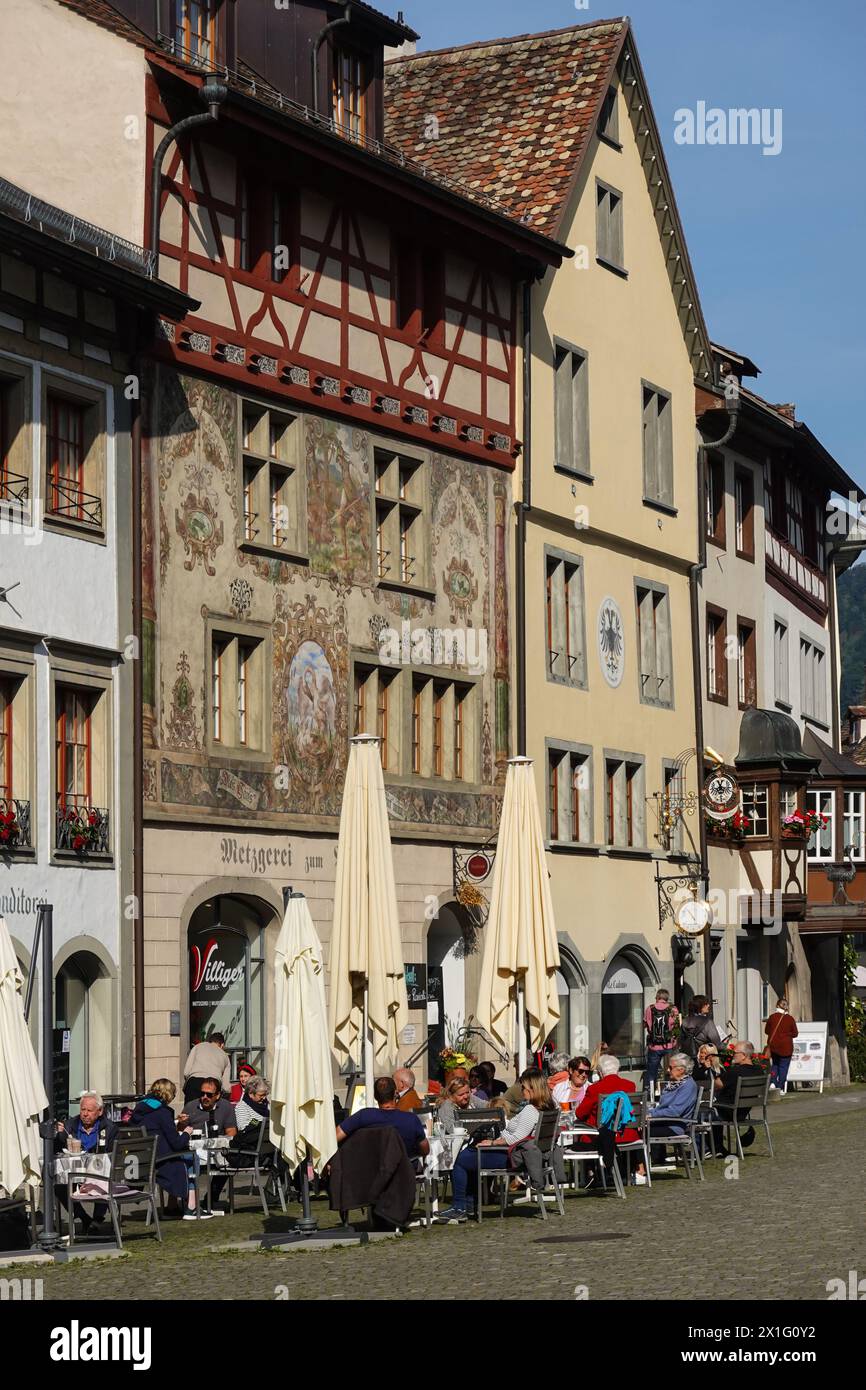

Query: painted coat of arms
left=598, top=596, right=625, bottom=688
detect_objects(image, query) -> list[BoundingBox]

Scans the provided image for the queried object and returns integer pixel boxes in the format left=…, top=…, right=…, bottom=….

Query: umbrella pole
left=38, top=904, right=58, bottom=1254
left=296, top=1146, right=317, bottom=1235
left=517, top=982, right=527, bottom=1074
left=363, top=983, right=374, bottom=1104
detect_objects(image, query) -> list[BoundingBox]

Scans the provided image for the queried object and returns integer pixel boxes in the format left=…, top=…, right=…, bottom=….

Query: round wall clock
left=597, top=596, right=625, bottom=688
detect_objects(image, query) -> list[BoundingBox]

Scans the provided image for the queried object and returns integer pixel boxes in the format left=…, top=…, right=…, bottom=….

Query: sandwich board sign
left=786, top=1021, right=828, bottom=1094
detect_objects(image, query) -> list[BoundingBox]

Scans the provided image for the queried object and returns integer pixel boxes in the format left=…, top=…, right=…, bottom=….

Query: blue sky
left=400, top=0, right=866, bottom=493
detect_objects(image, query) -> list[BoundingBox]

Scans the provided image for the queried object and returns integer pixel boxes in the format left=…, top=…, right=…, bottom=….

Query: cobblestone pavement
left=13, top=1104, right=866, bottom=1303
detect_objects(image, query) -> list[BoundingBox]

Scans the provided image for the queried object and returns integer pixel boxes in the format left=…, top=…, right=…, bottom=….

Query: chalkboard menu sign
left=405, top=963, right=428, bottom=1009
left=52, top=1028, right=70, bottom=1120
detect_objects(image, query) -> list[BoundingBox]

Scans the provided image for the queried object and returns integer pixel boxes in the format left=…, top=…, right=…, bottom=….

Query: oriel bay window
left=54, top=677, right=110, bottom=855
left=742, top=784, right=769, bottom=838
left=239, top=401, right=305, bottom=559
left=209, top=628, right=267, bottom=755
left=374, top=447, right=429, bottom=592
left=806, top=788, right=834, bottom=862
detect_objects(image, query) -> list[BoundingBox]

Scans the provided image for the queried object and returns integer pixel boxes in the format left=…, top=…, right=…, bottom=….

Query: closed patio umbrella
left=270, top=893, right=337, bottom=1175
left=328, top=735, right=409, bottom=1098
left=0, top=916, right=48, bottom=1198
left=476, top=757, right=561, bottom=1071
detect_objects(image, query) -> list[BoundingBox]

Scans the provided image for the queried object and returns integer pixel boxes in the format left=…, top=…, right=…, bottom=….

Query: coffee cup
left=67, top=1138, right=82, bottom=1154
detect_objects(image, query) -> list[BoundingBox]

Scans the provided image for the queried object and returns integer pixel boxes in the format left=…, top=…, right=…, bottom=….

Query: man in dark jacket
left=335, top=1077, right=429, bottom=1160
left=54, top=1092, right=117, bottom=1234
left=713, top=1042, right=764, bottom=1153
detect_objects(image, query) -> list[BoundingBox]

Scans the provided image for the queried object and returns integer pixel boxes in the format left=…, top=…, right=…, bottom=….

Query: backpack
left=648, top=1004, right=676, bottom=1048
left=678, top=1016, right=706, bottom=1059
left=598, top=1091, right=634, bottom=1133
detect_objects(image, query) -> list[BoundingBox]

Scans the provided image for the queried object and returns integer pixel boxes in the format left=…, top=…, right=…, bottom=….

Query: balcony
left=0, top=798, right=32, bottom=850
left=55, top=805, right=110, bottom=855
left=765, top=530, right=827, bottom=610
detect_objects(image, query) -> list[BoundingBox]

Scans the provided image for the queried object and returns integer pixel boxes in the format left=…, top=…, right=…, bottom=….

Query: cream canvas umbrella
left=0, top=916, right=48, bottom=1198
left=476, top=757, right=561, bottom=1070
left=270, top=892, right=337, bottom=1175
left=329, top=735, right=409, bottom=1098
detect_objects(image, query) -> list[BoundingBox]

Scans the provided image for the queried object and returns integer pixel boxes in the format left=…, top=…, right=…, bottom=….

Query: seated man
left=336, top=1077, right=429, bottom=1161
left=478, top=1061, right=508, bottom=1099
left=713, top=1041, right=764, bottom=1153
left=393, top=1067, right=423, bottom=1112
left=54, top=1091, right=117, bottom=1235
left=177, top=1077, right=237, bottom=1217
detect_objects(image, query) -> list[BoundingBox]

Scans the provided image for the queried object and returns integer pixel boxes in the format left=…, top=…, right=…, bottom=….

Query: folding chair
left=646, top=1084, right=705, bottom=1181
left=69, top=1135, right=161, bottom=1250
left=616, top=1092, right=652, bottom=1187
left=693, top=1076, right=718, bottom=1160
left=477, top=1108, right=565, bottom=1220
left=223, top=1122, right=288, bottom=1216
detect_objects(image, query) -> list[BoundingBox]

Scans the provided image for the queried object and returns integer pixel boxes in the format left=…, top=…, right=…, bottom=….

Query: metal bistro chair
left=720, top=1072, right=775, bottom=1161
left=223, top=1121, right=288, bottom=1217
left=646, top=1083, right=705, bottom=1181
left=477, top=1107, right=564, bottom=1221
left=693, top=1075, right=719, bottom=1161
left=68, top=1134, right=161, bottom=1250
left=560, top=1096, right=626, bottom=1201
left=615, top=1092, right=652, bottom=1187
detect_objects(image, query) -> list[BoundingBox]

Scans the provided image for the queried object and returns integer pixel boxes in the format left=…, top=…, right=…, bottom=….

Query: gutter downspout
left=693, top=377, right=740, bottom=1001
left=312, top=5, right=352, bottom=119
left=516, top=279, right=533, bottom=757
left=149, top=82, right=228, bottom=275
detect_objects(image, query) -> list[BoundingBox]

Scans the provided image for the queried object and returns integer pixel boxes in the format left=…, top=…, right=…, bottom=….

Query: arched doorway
left=55, top=950, right=112, bottom=1098
left=426, top=902, right=473, bottom=1078
left=547, top=951, right=589, bottom=1057
left=601, top=949, right=654, bottom=1069
left=187, top=894, right=274, bottom=1076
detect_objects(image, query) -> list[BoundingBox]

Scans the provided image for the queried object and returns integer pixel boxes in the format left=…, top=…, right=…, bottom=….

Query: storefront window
left=188, top=898, right=267, bottom=1073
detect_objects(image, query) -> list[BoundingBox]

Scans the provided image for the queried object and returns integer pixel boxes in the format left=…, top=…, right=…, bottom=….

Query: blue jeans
left=771, top=1054, right=791, bottom=1089
left=452, top=1146, right=508, bottom=1209
left=645, top=1050, right=671, bottom=1088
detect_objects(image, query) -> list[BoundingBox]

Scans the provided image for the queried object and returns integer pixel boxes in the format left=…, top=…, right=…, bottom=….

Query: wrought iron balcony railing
left=47, top=478, right=103, bottom=528
left=55, top=804, right=110, bottom=855
left=0, top=469, right=29, bottom=507
left=0, top=797, right=32, bottom=850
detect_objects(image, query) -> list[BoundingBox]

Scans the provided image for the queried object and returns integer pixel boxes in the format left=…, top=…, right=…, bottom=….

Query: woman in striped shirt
left=437, top=1069, right=556, bottom=1223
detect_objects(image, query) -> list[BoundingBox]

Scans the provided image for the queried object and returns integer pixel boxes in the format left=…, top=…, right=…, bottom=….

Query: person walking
left=678, top=995, right=723, bottom=1059
left=643, top=990, right=680, bottom=1092
left=764, top=998, right=798, bottom=1094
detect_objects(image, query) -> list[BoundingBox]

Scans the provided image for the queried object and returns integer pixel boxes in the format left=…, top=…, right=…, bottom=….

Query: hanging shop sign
left=597, top=596, right=625, bottom=689
left=703, top=770, right=740, bottom=821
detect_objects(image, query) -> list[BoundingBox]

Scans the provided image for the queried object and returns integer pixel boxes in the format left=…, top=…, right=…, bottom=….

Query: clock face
left=676, top=899, right=713, bottom=935
left=597, top=597, right=625, bottom=688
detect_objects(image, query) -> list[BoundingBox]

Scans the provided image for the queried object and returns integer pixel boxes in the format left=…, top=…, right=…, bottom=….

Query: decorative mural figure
left=290, top=643, right=337, bottom=756
left=305, top=418, right=371, bottom=582
left=159, top=375, right=237, bottom=580
left=164, top=651, right=201, bottom=752
left=273, top=593, right=348, bottom=804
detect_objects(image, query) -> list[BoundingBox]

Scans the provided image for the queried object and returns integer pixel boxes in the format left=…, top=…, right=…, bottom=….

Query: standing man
left=764, top=998, right=798, bottom=1094
left=182, top=1031, right=232, bottom=1103
left=393, top=1068, right=423, bottom=1111
left=644, top=989, right=680, bottom=1092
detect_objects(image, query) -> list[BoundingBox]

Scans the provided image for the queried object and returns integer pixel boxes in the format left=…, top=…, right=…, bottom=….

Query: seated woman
left=574, top=1055, right=638, bottom=1142
left=633, top=1053, right=699, bottom=1184
left=551, top=1056, right=592, bottom=1109
left=230, top=1061, right=257, bottom=1106
left=437, top=1075, right=488, bottom=1134
left=234, top=1075, right=271, bottom=1132
left=437, top=1069, right=555, bottom=1222
left=693, top=1043, right=721, bottom=1086
left=131, top=1079, right=204, bottom=1221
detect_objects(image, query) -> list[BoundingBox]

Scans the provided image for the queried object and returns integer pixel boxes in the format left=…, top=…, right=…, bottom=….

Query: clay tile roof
left=384, top=19, right=627, bottom=238
left=54, top=0, right=151, bottom=49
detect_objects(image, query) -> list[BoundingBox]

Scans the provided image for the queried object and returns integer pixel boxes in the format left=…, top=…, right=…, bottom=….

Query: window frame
left=706, top=453, right=726, bottom=548
left=604, top=750, right=646, bottom=850
left=237, top=398, right=308, bottom=564
left=736, top=616, right=757, bottom=710
left=331, top=43, right=371, bottom=142
left=553, top=338, right=591, bottom=479
left=634, top=578, right=674, bottom=709
left=546, top=739, right=594, bottom=849
left=205, top=619, right=271, bottom=762
left=544, top=546, right=588, bottom=690
left=174, top=0, right=219, bottom=66
left=806, top=788, right=835, bottom=863
left=742, top=783, right=770, bottom=839
left=595, top=178, right=625, bottom=275
left=41, top=374, right=107, bottom=540
left=734, top=465, right=755, bottom=560
left=706, top=604, right=728, bottom=704
left=597, top=85, right=621, bottom=147
left=843, top=791, right=866, bottom=862
left=773, top=618, right=790, bottom=710
left=799, top=635, right=828, bottom=727
left=49, top=655, right=114, bottom=863
left=641, top=379, right=674, bottom=512
left=372, top=443, right=432, bottom=597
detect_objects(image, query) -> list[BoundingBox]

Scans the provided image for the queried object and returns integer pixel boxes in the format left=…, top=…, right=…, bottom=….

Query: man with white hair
left=54, top=1092, right=117, bottom=1236
left=393, top=1067, right=423, bottom=1112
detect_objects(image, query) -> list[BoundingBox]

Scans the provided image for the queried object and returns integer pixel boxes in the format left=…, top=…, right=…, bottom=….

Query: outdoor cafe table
left=53, top=1151, right=111, bottom=1238
left=188, top=1136, right=230, bottom=1218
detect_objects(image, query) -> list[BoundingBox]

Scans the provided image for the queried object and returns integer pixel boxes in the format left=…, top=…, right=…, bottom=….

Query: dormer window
left=333, top=47, right=369, bottom=141
left=174, top=0, right=217, bottom=66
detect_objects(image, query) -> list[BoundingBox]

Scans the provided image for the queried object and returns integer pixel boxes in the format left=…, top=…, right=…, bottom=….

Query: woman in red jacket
left=764, top=999, right=798, bottom=1093
left=575, top=1055, right=639, bottom=1144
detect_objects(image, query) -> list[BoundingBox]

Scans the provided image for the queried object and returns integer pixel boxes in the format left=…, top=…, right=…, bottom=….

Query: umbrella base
left=256, top=1225, right=368, bottom=1250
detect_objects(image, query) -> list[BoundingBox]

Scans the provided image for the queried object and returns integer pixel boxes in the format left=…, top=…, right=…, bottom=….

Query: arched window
left=55, top=950, right=111, bottom=1099
left=601, top=953, right=651, bottom=1068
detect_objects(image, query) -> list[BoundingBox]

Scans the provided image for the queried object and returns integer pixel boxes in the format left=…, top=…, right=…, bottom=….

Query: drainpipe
left=693, top=376, right=741, bottom=1000
left=311, top=4, right=352, bottom=119
left=516, top=279, right=533, bottom=757
left=149, top=80, right=228, bottom=274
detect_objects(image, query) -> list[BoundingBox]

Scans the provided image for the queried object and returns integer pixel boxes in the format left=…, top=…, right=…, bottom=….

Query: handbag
left=760, top=1012, right=786, bottom=1061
